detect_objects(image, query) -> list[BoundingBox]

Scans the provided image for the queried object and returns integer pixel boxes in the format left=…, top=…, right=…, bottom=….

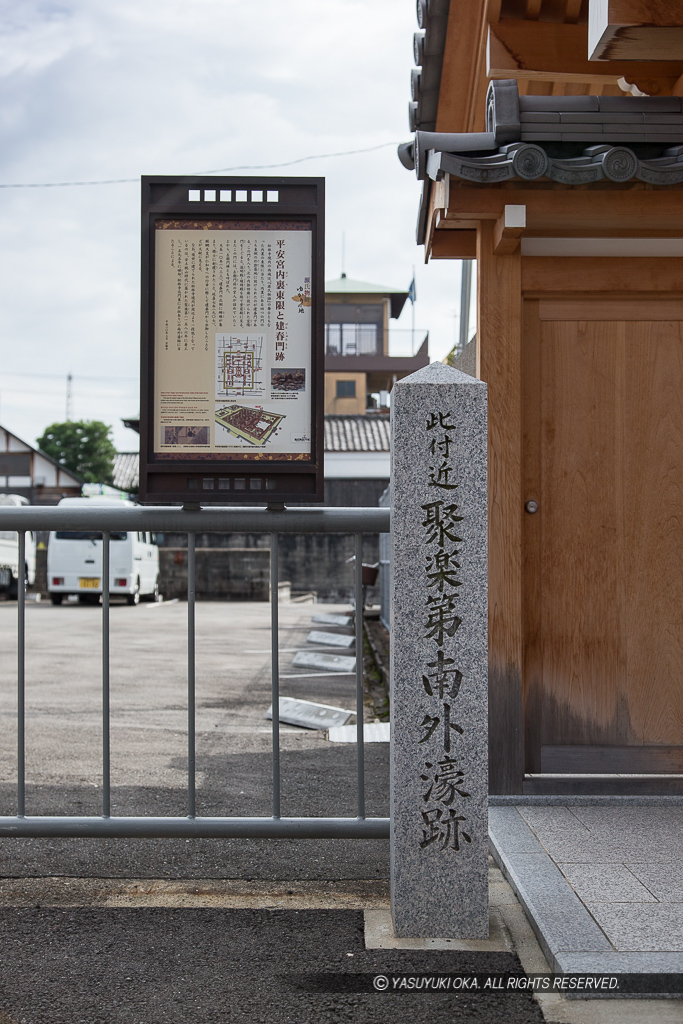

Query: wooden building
left=403, top=1, right=683, bottom=794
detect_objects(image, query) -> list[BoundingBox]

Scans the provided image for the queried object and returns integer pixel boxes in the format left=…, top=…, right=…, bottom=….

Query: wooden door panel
left=623, top=321, right=683, bottom=744
left=523, top=304, right=683, bottom=768
left=539, top=319, right=624, bottom=746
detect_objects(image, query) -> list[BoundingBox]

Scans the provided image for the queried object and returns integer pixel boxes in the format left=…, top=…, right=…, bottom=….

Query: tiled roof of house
left=325, top=276, right=408, bottom=296
left=324, top=415, right=390, bottom=452
left=113, top=452, right=139, bottom=492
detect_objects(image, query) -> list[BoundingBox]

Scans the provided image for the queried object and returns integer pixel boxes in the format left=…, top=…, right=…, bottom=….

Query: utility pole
left=66, top=374, right=73, bottom=421
left=459, top=260, right=472, bottom=355
left=411, top=265, right=415, bottom=355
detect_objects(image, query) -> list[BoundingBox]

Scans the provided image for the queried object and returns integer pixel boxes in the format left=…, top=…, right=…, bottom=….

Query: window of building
left=336, top=380, right=356, bottom=399
left=325, top=323, right=378, bottom=356
left=325, top=303, right=383, bottom=357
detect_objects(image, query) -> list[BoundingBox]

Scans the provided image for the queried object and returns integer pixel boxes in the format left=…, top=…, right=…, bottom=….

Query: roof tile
left=324, top=415, right=390, bottom=452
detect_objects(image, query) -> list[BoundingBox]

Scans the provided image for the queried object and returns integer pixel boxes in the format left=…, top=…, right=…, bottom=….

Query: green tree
left=36, top=420, right=117, bottom=485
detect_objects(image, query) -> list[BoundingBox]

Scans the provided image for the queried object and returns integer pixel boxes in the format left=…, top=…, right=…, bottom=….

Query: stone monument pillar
left=390, top=361, right=488, bottom=937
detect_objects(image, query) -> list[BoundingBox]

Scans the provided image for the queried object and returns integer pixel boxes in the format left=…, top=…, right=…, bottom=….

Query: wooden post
left=476, top=222, right=524, bottom=794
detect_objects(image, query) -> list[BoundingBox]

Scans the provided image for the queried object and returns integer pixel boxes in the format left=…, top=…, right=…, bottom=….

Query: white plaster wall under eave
left=324, top=451, right=390, bottom=479
left=521, top=238, right=683, bottom=257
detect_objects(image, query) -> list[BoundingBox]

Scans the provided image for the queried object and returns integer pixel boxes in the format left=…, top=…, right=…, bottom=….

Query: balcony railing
left=324, top=326, right=428, bottom=359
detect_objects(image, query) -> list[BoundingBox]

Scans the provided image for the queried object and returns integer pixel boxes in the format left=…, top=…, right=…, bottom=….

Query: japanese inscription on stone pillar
left=390, top=362, right=488, bottom=938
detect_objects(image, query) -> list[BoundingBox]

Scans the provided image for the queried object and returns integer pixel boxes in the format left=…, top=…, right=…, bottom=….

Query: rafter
left=488, top=20, right=683, bottom=92
left=436, top=1, right=490, bottom=132
left=589, top=1, right=683, bottom=60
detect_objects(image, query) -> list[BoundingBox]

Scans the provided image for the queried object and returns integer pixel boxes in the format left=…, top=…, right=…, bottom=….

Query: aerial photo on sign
left=154, top=220, right=312, bottom=458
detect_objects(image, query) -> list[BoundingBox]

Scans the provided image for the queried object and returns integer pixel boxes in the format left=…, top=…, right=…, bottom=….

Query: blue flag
left=408, top=276, right=416, bottom=304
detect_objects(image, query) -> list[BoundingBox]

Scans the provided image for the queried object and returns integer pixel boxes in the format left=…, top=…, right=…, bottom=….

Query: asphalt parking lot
left=0, top=600, right=548, bottom=1024
left=0, top=598, right=389, bottom=878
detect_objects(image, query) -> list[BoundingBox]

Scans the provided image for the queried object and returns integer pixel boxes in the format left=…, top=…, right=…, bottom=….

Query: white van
left=47, top=497, right=160, bottom=606
left=0, top=494, right=36, bottom=596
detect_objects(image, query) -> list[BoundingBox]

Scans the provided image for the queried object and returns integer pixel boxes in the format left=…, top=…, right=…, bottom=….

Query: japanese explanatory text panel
left=154, top=220, right=312, bottom=459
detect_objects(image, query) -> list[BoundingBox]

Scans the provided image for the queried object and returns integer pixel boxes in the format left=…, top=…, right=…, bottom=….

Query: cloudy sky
left=0, top=0, right=469, bottom=452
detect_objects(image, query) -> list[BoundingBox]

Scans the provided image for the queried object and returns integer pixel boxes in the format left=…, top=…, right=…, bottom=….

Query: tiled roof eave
left=427, top=145, right=683, bottom=187
left=323, top=415, right=390, bottom=453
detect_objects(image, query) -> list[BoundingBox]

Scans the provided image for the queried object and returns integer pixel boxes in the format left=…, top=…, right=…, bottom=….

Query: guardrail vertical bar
left=271, top=533, right=280, bottom=819
left=17, top=532, right=25, bottom=817
left=354, top=533, right=365, bottom=819
left=102, top=531, right=110, bottom=817
left=187, top=533, right=196, bottom=818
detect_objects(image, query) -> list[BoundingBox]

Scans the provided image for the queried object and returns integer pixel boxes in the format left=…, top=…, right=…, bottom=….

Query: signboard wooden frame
left=139, top=176, right=325, bottom=504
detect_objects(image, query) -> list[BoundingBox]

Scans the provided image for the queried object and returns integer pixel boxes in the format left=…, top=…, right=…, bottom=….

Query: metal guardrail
left=378, top=485, right=391, bottom=633
left=0, top=505, right=391, bottom=840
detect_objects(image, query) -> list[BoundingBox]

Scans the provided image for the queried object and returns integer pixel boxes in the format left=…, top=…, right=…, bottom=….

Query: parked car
left=47, top=497, right=159, bottom=606
left=0, top=494, right=37, bottom=597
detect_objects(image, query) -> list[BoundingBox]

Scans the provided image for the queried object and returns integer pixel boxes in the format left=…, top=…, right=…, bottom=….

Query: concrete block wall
left=159, top=548, right=270, bottom=601
left=158, top=534, right=379, bottom=604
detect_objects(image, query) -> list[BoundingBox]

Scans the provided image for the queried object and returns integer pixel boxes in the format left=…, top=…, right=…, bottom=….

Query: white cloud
left=0, top=0, right=466, bottom=453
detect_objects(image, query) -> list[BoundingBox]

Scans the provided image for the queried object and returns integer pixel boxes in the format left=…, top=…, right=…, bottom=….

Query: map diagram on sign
left=215, top=404, right=285, bottom=447
left=215, top=333, right=266, bottom=400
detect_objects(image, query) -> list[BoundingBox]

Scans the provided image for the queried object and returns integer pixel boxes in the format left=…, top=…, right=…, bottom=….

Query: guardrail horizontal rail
left=0, top=816, right=390, bottom=839
left=0, top=506, right=390, bottom=534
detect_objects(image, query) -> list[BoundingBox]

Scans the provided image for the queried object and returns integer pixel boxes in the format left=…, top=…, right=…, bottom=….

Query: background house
left=0, top=426, right=82, bottom=505
left=324, top=274, right=428, bottom=414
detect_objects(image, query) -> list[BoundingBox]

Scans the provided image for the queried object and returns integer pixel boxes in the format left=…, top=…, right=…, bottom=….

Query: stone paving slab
left=516, top=833, right=679, bottom=865
left=491, top=795, right=683, bottom=806
left=556, top=863, right=658, bottom=904
left=266, top=697, right=354, bottom=730
left=488, top=806, right=546, bottom=855
left=570, top=805, right=683, bottom=831
left=291, top=651, right=356, bottom=672
left=489, top=850, right=612, bottom=967
left=306, top=630, right=355, bottom=648
left=518, top=806, right=589, bottom=835
left=585, top=903, right=683, bottom=952
left=489, top=803, right=683, bottom=976
left=626, top=862, right=683, bottom=902
left=516, top=806, right=682, bottom=863
left=311, top=614, right=352, bottom=627
left=556, top=951, right=683, bottom=974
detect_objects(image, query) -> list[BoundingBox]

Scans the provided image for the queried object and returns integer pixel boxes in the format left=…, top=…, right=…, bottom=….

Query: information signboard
left=139, top=176, right=324, bottom=504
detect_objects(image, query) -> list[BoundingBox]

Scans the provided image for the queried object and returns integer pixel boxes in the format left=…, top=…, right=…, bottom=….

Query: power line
left=0, top=142, right=402, bottom=189
left=0, top=177, right=137, bottom=189
left=201, top=142, right=402, bottom=174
